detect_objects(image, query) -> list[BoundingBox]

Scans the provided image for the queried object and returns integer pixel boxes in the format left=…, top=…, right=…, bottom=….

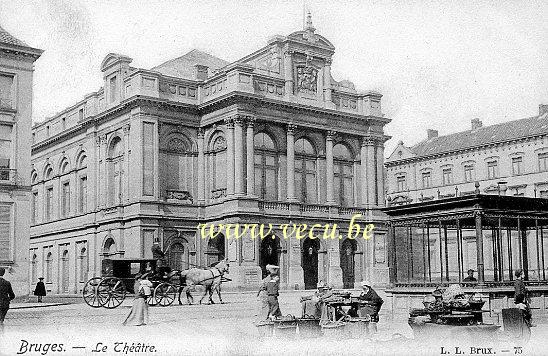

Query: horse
left=178, top=259, right=229, bottom=305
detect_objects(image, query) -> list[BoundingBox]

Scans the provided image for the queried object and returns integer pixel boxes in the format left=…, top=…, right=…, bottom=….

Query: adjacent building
left=30, top=16, right=390, bottom=294
left=0, top=25, right=43, bottom=295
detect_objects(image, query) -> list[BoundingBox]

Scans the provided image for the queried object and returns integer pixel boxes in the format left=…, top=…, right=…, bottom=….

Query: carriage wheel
left=98, top=277, right=126, bottom=309
left=154, top=283, right=177, bottom=307
left=83, top=277, right=108, bottom=308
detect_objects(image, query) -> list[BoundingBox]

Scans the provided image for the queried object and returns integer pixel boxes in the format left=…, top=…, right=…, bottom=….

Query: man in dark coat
left=33, top=277, right=46, bottom=302
left=0, top=267, right=15, bottom=331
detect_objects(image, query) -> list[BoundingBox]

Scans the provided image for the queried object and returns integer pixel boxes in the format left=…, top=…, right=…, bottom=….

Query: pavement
left=1, top=290, right=547, bottom=356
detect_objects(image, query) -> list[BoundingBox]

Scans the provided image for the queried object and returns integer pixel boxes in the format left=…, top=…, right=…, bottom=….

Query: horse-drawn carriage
left=82, top=258, right=181, bottom=309
left=83, top=257, right=230, bottom=308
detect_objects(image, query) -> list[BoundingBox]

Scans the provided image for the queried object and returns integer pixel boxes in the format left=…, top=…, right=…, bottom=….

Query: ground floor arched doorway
left=260, top=236, right=280, bottom=278
left=168, top=240, right=189, bottom=271
left=302, top=238, right=320, bottom=289
left=341, top=238, right=357, bottom=289
left=206, top=234, right=225, bottom=267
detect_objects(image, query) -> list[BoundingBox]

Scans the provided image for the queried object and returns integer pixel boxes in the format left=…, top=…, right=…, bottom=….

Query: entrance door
left=302, top=239, right=320, bottom=289
left=61, top=250, right=69, bottom=293
left=260, top=236, right=279, bottom=278
left=168, top=242, right=185, bottom=271
left=206, top=234, right=225, bottom=267
left=341, top=239, right=357, bottom=289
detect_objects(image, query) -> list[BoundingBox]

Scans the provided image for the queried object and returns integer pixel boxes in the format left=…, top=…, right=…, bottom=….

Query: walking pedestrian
left=261, top=264, right=282, bottom=319
left=0, top=267, right=15, bottom=333
left=123, top=274, right=150, bottom=326
left=33, top=278, right=46, bottom=303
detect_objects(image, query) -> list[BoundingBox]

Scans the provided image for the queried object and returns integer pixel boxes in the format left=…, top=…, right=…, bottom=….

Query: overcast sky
left=1, top=0, right=547, bottom=154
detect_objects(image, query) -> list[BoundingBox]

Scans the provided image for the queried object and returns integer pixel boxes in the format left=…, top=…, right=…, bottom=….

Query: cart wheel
left=147, top=293, right=158, bottom=306
left=154, top=283, right=176, bottom=307
left=99, top=277, right=126, bottom=309
left=83, top=277, right=107, bottom=308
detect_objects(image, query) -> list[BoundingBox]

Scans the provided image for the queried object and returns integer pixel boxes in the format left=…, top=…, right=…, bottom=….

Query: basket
left=345, top=317, right=371, bottom=339
left=273, top=315, right=298, bottom=339
left=255, top=320, right=274, bottom=338
left=297, top=318, right=322, bottom=338
left=358, top=304, right=377, bottom=317
left=321, top=321, right=348, bottom=339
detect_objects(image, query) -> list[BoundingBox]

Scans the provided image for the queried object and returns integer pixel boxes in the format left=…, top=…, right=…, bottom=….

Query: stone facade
left=0, top=25, right=42, bottom=296
left=30, top=18, right=390, bottom=294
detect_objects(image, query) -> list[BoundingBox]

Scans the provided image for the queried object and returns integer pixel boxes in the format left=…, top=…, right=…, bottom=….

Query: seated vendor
left=463, top=269, right=477, bottom=282
left=358, top=281, right=384, bottom=322
left=301, top=281, right=333, bottom=318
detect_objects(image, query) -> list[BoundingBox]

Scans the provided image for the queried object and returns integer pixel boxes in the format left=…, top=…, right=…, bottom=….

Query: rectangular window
left=539, top=153, right=548, bottom=172
left=464, top=165, right=474, bottom=182
left=31, top=191, right=38, bottom=224
left=46, top=187, right=53, bottom=221
left=61, top=117, right=66, bottom=130
left=0, top=124, right=12, bottom=180
left=422, top=171, right=432, bottom=188
left=62, top=182, right=70, bottom=217
left=46, top=125, right=50, bottom=137
left=442, top=168, right=453, bottom=185
left=0, top=74, right=14, bottom=109
left=143, top=122, right=155, bottom=196
left=487, top=161, right=498, bottom=179
left=0, top=204, right=11, bottom=261
left=79, top=177, right=87, bottom=213
left=109, top=76, right=117, bottom=103
left=512, top=157, right=523, bottom=175
left=396, top=175, right=406, bottom=192
left=78, top=108, right=84, bottom=121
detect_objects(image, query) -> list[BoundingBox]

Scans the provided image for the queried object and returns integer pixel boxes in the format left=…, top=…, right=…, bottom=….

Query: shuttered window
left=0, top=204, right=12, bottom=261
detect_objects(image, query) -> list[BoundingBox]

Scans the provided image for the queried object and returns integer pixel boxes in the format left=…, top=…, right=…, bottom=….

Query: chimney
left=194, top=64, right=209, bottom=81
left=539, top=104, right=548, bottom=116
left=427, top=129, right=438, bottom=139
left=471, top=118, right=483, bottom=130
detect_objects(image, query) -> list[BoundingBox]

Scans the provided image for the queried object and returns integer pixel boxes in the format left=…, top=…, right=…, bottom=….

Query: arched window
left=161, top=134, right=195, bottom=198
left=107, top=137, right=124, bottom=205
left=60, top=159, right=70, bottom=175
left=44, top=165, right=53, bottom=181
left=45, top=252, right=53, bottom=283
left=333, top=143, right=354, bottom=206
left=209, top=134, right=227, bottom=198
left=295, top=137, right=317, bottom=203
left=60, top=159, right=71, bottom=217
left=79, top=247, right=88, bottom=282
left=77, top=153, right=88, bottom=213
left=103, top=237, right=116, bottom=256
left=254, top=132, right=278, bottom=200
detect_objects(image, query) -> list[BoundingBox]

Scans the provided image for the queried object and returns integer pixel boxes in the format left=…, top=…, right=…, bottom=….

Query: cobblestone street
left=1, top=291, right=548, bottom=356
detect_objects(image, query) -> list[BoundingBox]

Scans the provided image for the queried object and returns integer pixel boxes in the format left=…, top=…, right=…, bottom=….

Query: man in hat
left=463, top=269, right=477, bottom=282
left=358, top=281, right=383, bottom=323
left=261, top=264, right=282, bottom=319
left=33, top=277, right=46, bottom=302
left=0, top=267, right=15, bottom=331
left=301, top=280, right=334, bottom=318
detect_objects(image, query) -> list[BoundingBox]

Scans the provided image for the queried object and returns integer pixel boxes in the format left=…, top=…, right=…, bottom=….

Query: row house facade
left=385, top=109, right=548, bottom=283
left=30, top=17, right=390, bottom=294
left=0, top=25, right=42, bottom=295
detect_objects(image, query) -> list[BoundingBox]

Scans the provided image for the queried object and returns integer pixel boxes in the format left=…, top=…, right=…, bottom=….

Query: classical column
left=246, top=117, right=255, bottom=197
left=225, top=118, right=235, bottom=196
left=327, top=238, right=343, bottom=289
left=475, top=211, right=485, bottom=284
left=234, top=116, right=245, bottom=196
left=197, top=128, right=205, bottom=203
left=286, top=123, right=297, bottom=201
left=376, top=139, right=385, bottom=207
left=366, top=136, right=376, bottom=207
left=284, top=51, right=294, bottom=95
left=326, top=130, right=335, bottom=205
left=123, top=124, right=130, bottom=202
left=323, top=59, right=332, bottom=103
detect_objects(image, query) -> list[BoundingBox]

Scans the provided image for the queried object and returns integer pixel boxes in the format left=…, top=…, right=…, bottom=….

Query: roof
left=410, top=114, right=548, bottom=158
left=0, top=24, right=28, bottom=47
left=151, top=49, right=229, bottom=80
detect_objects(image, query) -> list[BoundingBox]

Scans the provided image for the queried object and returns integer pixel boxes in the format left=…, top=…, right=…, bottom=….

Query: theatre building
left=29, top=17, right=390, bottom=294
left=0, top=25, right=42, bottom=295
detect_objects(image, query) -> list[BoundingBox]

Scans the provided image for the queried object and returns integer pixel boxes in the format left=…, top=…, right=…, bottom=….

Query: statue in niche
left=296, top=55, right=318, bottom=94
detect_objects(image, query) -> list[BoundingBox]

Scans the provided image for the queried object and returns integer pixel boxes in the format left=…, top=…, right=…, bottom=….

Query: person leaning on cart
left=358, top=281, right=384, bottom=322
left=514, top=269, right=535, bottom=327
